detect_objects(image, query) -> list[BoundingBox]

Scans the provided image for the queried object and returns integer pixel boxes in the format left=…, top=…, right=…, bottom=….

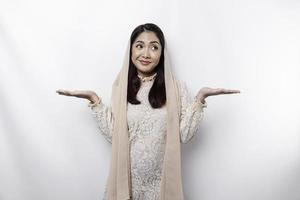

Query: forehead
left=134, top=31, right=160, bottom=44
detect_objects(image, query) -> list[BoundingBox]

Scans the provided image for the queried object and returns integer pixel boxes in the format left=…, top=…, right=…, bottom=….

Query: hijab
left=106, top=38, right=184, bottom=200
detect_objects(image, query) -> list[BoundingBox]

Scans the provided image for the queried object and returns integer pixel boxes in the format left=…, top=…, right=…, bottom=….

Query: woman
left=56, top=23, right=240, bottom=200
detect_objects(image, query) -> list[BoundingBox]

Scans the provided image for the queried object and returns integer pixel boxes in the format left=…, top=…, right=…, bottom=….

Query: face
left=131, top=31, right=162, bottom=77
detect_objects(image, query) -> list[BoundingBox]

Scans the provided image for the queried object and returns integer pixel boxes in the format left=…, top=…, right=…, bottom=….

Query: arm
left=56, top=89, right=115, bottom=143
left=88, top=97, right=114, bottom=143
left=179, top=81, right=207, bottom=144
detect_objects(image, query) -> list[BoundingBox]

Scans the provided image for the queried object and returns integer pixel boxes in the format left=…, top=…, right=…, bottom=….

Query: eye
left=151, top=45, right=159, bottom=50
left=136, top=44, right=143, bottom=49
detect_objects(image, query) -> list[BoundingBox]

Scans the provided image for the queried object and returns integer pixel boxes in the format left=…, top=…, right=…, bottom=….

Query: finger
left=56, top=90, right=73, bottom=96
left=56, top=89, right=64, bottom=93
left=72, top=90, right=83, bottom=95
left=56, top=89, right=66, bottom=95
left=224, top=89, right=241, bottom=93
left=208, top=89, right=240, bottom=96
left=214, top=88, right=240, bottom=93
left=214, top=88, right=227, bottom=94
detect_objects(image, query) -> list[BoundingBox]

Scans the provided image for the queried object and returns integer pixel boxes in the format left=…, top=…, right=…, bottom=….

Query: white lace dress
left=88, top=73, right=207, bottom=200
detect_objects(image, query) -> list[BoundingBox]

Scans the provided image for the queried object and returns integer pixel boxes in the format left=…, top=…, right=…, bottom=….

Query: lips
left=139, top=60, right=151, bottom=65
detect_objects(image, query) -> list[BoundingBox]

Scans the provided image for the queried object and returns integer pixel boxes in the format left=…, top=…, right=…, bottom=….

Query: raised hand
left=56, top=89, right=100, bottom=103
left=196, top=87, right=241, bottom=103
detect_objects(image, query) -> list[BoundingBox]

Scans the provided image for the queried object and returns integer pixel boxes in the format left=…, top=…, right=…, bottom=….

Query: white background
left=0, top=0, right=299, bottom=199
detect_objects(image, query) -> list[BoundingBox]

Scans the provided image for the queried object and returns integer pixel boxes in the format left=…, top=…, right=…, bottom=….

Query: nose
left=142, top=48, right=150, bottom=59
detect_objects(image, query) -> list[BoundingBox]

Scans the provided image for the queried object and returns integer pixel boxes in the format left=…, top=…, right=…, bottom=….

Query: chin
left=138, top=66, right=153, bottom=72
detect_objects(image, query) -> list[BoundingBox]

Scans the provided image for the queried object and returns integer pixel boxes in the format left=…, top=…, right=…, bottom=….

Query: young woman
left=56, top=23, right=240, bottom=200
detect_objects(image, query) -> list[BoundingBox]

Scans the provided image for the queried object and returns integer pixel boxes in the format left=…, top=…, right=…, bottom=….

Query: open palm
left=196, top=87, right=241, bottom=102
left=56, top=89, right=99, bottom=103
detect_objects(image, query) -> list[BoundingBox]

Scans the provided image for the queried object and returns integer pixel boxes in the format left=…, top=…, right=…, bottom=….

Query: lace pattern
left=88, top=78, right=207, bottom=200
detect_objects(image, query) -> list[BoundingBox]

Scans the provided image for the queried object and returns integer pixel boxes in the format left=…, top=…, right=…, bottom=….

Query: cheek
left=131, top=52, right=139, bottom=62
left=153, top=53, right=161, bottom=63
left=131, top=47, right=137, bottom=56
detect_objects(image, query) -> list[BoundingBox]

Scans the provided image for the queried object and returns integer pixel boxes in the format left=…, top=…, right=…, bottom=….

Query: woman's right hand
left=56, top=89, right=100, bottom=103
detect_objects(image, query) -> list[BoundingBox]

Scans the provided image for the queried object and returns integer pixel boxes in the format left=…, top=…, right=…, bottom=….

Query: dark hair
left=127, top=23, right=166, bottom=108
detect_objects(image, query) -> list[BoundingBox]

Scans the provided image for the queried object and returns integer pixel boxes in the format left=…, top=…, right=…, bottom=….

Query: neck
left=137, top=72, right=157, bottom=82
left=137, top=70, right=157, bottom=77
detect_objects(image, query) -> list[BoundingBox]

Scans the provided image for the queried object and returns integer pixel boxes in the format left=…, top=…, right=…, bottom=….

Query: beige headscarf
left=107, top=38, right=184, bottom=200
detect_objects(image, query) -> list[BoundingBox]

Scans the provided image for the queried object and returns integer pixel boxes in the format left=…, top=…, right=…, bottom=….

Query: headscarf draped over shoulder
left=107, top=39, right=184, bottom=200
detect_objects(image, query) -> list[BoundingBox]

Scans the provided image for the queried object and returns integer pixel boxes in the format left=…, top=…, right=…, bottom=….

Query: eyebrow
left=136, top=40, right=160, bottom=45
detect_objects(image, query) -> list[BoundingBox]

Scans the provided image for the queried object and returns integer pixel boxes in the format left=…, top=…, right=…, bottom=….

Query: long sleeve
left=179, top=81, right=207, bottom=143
left=87, top=97, right=114, bottom=143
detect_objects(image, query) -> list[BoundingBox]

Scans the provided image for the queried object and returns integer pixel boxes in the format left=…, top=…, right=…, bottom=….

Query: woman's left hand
left=196, top=87, right=241, bottom=104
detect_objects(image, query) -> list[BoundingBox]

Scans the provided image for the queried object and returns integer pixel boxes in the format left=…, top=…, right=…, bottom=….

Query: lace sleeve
left=88, top=97, right=114, bottom=143
left=179, top=81, right=207, bottom=143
